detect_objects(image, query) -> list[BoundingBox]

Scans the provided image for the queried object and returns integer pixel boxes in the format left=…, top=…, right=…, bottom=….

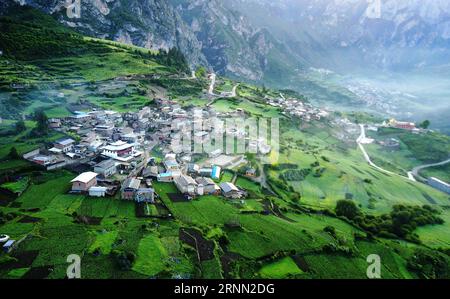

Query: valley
left=0, top=3, right=449, bottom=280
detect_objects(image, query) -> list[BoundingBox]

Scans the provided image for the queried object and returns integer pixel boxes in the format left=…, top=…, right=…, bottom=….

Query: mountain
left=169, top=0, right=305, bottom=82
left=4, top=0, right=450, bottom=77
left=228, top=0, right=450, bottom=73
left=2, top=0, right=305, bottom=83
left=3, top=0, right=450, bottom=133
left=2, top=0, right=209, bottom=68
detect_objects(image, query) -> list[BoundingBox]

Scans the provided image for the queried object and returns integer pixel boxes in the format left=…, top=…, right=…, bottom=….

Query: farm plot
left=259, top=257, right=304, bottom=279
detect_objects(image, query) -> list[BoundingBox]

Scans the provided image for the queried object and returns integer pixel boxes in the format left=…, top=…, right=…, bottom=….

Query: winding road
left=409, top=158, right=450, bottom=181
left=206, top=74, right=239, bottom=106
left=230, top=84, right=239, bottom=97
left=357, top=124, right=397, bottom=177
left=357, top=124, right=450, bottom=183
left=208, top=73, right=216, bottom=96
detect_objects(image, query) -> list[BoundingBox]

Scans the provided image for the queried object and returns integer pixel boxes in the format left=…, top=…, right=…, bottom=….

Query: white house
left=71, top=172, right=98, bottom=192
left=94, top=159, right=117, bottom=178
left=89, top=186, right=107, bottom=197
left=219, top=182, right=243, bottom=199
left=196, top=177, right=220, bottom=195
left=174, top=175, right=197, bottom=195
left=54, top=138, right=75, bottom=153
left=101, top=141, right=142, bottom=163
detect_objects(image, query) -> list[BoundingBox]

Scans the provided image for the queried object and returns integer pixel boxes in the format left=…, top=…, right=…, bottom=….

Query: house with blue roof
left=211, top=166, right=221, bottom=180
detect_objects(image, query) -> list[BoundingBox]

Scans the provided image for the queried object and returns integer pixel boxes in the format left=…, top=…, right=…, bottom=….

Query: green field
left=259, top=257, right=303, bottom=279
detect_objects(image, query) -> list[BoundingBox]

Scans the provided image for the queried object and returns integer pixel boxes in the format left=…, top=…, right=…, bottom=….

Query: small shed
left=135, top=188, right=155, bottom=203
left=245, top=168, right=257, bottom=177
left=89, top=186, right=107, bottom=198
left=3, top=240, right=16, bottom=253
left=199, top=168, right=213, bottom=177
left=71, top=172, right=98, bottom=192
left=211, top=166, right=221, bottom=180
left=219, top=182, right=243, bottom=199
left=121, top=178, right=141, bottom=200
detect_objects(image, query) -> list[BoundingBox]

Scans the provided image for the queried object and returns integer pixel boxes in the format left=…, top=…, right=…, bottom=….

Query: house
left=199, top=168, right=213, bottom=177
left=101, top=140, right=142, bottom=164
left=164, top=159, right=179, bottom=171
left=121, top=178, right=141, bottom=200
left=32, top=155, right=56, bottom=166
left=174, top=175, right=197, bottom=195
left=89, top=186, right=107, bottom=197
left=143, top=166, right=159, bottom=178
left=54, top=138, right=75, bottom=153
left=102, top=141, right=134, bottom=158
left=196, top=177, right=220, bottom=195
left=187, top=163, right=200, bottom=174
left=3, top=240, right=15, bottom=253
left=388, top=119, right=417, bottom=131
left=48, top=147, right=63, bottom=155
left=95, top=124, right=114, bottom=137
left=245, top=168, right=257, bottom=177
left=73, top=144, right=87, bottom=156
left=211, top=166, right=221, bottom=180
left=428, top=177, right=450, bottom=194
left=135, top=188, right=155, bottom=203
left=219, top=182, right=243, bottom=199
left=157, top=170, right=181, bottom=182
left=94, top=159, right=117, bottom=178
left=121, top=132, right=139, bottom=143
left=88, top=140, right=104, bottom=153
left=48, top=118, right=61, bottom=129
left=209, top=148, right=223, bottom=158
left=71, top=172, right=98, bottom=192
left=70, top=112, right=91, bottom=123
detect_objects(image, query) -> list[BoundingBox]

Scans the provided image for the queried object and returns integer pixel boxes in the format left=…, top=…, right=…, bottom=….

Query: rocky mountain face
left=3, top=0, right=449, bottom=82
left=229, top=0, right=450, bottom=72
left=3, top=0, right=304, bottom=82
left=3, top=0, right=209, bottom=67
left=169, top=0, right=304, bottom=81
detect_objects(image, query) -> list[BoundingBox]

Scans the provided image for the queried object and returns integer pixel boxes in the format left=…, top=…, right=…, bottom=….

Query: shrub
left=323, top=226, right=336, bottom=237
left=335, top=200, right=360, bottom=220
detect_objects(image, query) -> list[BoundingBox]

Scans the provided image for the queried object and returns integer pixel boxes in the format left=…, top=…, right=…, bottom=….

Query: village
left=267, top=94, right=330, bottom=122
left=20, top=97, right=265, bottom=210
left=17, top=73, right=341, bottom=211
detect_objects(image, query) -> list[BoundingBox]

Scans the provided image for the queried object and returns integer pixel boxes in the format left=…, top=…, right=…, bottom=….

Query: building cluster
left=384, top=118, right=420, bottom=133
left=23, top=99, right=258, bottom=204
left=23, top=109, right=147, bottom=172
left=268, top=96, right=329, bottom=121
left=152, top=152, right=245, bottom=199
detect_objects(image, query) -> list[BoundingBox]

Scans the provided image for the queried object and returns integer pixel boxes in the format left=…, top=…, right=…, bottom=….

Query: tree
left=195, top=66, right=207, bottom=78
left=419, top=120, right=430, bottom=129
left=8, top=147, right=19, bottom=159
left=15, top=120, right=26, bottom=132
left=34, top=109, right=48, bottom=134
left=335, top=200, right=360, bottom=220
